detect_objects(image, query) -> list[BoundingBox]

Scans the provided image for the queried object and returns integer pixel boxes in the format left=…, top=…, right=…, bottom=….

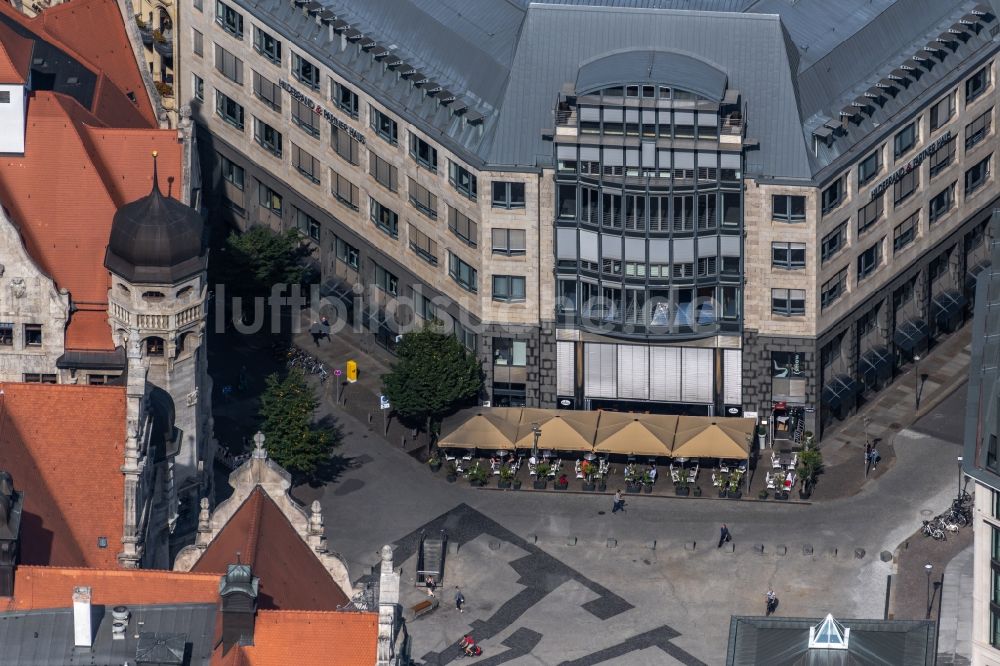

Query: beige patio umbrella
left=593, top=412, right=677, bottom=457
left=671, top=416, right=754, bottom=460
left=514, top=409, right=599, bottom=452
left=437, top=407, right=520, bottom=450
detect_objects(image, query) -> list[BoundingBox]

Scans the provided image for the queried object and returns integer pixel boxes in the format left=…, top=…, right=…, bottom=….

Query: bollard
left=826, top=547, right=838, bottom=558
left=647, top=540, right=657, bottom=551
left=854, top=548, right=866, bottom=560
left=606, top=538, right=618, bottom=549
left=489, top=540, right=501, bottom=551
left=723, top=542, right=735, bottom=553
left=448, top=542, right=460, bottom=555
left=776, top=545, right=787, bottom=556
left=880, top=550, right=893, bottom=563
left=684, top=541, right=697, bottom=551
left=753, top=544, right=765, bottom=554
left=802, top=544, right=814, bottom=556
left=528, top=534, right=538, bottom=545
left=566, top=536, right=577, bottom=546
left=368, top=412, right=373, bottom=424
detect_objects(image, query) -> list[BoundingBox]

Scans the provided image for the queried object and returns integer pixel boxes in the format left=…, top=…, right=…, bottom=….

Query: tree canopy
left=216, top=226, right=308, bottom=296
left=382, top=325, right=482, bottom=429
left=259, top=368, right=337, bottom=481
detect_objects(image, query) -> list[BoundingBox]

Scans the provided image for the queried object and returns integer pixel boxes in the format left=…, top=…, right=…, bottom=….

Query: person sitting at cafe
left=648, top=466, right=657, bottom=482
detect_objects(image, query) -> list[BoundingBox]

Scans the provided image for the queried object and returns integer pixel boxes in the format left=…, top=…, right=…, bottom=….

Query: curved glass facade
left=554, top=84, right=744, bottom=340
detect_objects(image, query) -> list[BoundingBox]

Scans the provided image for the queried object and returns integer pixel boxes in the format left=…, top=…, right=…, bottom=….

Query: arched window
left=117, top=283, right=131, bottom=295
left=142, top=291, right=165, bottom=302
left=146, top=337, right=165, bottom=357
left=176, top=286, right=193, bottom=299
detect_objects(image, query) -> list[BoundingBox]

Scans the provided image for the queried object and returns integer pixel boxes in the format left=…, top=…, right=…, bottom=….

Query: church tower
left=105, top=152, right=213, bottom=559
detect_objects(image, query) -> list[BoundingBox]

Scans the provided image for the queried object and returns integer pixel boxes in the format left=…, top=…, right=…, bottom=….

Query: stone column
left=377, top=545, right=400, bottom=666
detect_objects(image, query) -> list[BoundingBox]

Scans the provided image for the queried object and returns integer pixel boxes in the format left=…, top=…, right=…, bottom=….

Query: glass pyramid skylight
left=808, top=614, right=850, bottom=650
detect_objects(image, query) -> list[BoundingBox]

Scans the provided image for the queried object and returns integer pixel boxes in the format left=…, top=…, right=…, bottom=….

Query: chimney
left=219, top=561, right=259, bottom=650
left=0, top=471, right=24, bottom=597
left=73, top=586, right=93, bottom=648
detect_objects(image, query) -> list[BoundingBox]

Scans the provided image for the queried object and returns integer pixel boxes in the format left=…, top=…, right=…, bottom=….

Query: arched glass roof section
left=575, top=50, right=728, bottom=102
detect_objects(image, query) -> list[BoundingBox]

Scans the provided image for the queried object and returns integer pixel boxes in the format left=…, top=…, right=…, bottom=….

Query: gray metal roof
left=726, top=615, right=937, bottom=665
left=0, top=603, right=217, bottom=665
left=575, top=50, right=729, bottom=100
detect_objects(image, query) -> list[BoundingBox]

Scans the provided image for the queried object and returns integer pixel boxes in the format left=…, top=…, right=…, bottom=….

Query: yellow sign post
left=346, top=360, right=358, bottom=383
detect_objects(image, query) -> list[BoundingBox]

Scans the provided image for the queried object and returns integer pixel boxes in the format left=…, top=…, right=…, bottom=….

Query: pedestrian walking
left=871, top=448, right=881, bottom=470
left=718, top=524, right=731, bottom=548
left=425, top=575, right=436, bottom=597
left=766, top=589, right=778, bottom=616
left=310, top=321, right=322, bottom=346
left=320, top=315, right=331, bottom=342
left=454, top=587, right=465, bottom=613
left=611, top=489, right=624, bottom=513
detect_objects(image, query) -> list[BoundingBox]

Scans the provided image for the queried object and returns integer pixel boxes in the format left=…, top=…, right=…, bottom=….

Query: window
left=771, top=289, right=805, bottom=317
left=215, top=0, right=243, bottom=38
left=857, top=240, right=882, bottom=281
left=929, top=182, right=956, bottom=223
left=408, top=178, right=437, bottom=218
left=23, top=374, right=56, bottom=384
left=251, top=71, right=279, bottom=111
left=336, top=237, right=359, bottom=269
left=253, top=26, right=281, bottom=64
left=966, top=154, right=992, bottom=196
left=929, top=136, right=956, bottom=178
left=409, top=134, right=437, bottom=171
left=192, top=74, right=204, bottom=101
left=258, top=183, right=282, bottom=216
left=965, top=108, right=992, bottom=151
left=331, top=169, right=359, bottom=210
left=821, top=222, right=847, bottom=263
left=415, top=292, right=436, bottom=320
left=23, top=324, right=41, bottom=346
left=221, top=155, right=244, bottom=189
left=332, top=80, right=358, bottom=117
left=557, top=185, right=577, bottom=220
left=370, top=199, right=398, bottom=238
left=408, top=224, right=438, bottom=265
left=858, top=150, right=880, bottom=186
left=87, top=374, right=116, bottom=385
left=369, top=152, right=398, bottom=192
left=294, top=207, right=321, bottom=241
left=215, top=90, right=244, bottom=130
left=930, top=93, right=955, bottom=131
left=292, top=52, right=319, bottom=90
left=772, top=194, right=806, bottom=222
left=493, top=338, right=527, bottom=367
left=966, top=66, right=991, bottom=104
left=448, top=253, right=478, bottom=292
left=492, top=228, right=526, bottom=256
left=448, top=208, right=478, bottom=246
left=214, top=44, right=243, bottom=84
left=821, top=177, right=845, bottom=215
left=697, top=256, right=717, bottom=276
left=192, top=29, right=203, bottom=57
left=858, top=195, right=884, bottom=233
left=370, top=107, right=398, bottom=144
left=331, top=125, right=359, bottom=165
left=374, top=264, right=398, bottom=296
left=194, top=0, right=202, bottom=11
left=893, top=212, right=918, bottom=253
left=291, top=97, right=319, bottom=137
left=821, top=269, right=847, bottom=309
left=894, top=123, right=916, bottom=159
left=492, top=182, right=526, bottom=209
left=253, top=117, right=281, bottom=156
left=0, top=323, right=11, bottom=345
left=292, top=144, right=320, bottom=184
left=492, top=275, right=526, bottom=302
left=893, top=169, right=918, bottom=205
left=771, top=242, right=806, bottom=269
left=453, top=318, right=476, bottom=352
left=449, top=161, right=477, bottom=199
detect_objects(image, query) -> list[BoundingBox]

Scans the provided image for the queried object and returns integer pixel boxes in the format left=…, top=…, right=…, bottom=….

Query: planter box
left=446, top=474, right=458, bottom=483
left=643, top=485, right=653, bottom=494
left=582, top=482, right=596, bottom=492
left=597, top=483, right=608, bottom=492
left=727, top=491, right=743, bottom=500
left=626, top=484, right=642, bottom=494
left=675, top=487, right=690, bottom=497
left=533, top=480, right=547, bottom=490
left=693, top=487, right=702, bottom=497
left=798, top=490, right=812, bottom=500
left=498, top=480, right=511, bottom=489
left=429, top=463, right=441, bottom=473
left=554, top=483, right=568, bottom=490
left=775, top=492, right=789, bottom=501
left=718, top=489, right=728, bottom=498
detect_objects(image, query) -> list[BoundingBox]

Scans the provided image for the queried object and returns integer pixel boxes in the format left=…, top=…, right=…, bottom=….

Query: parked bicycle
left=921, top=520, right=945, bottom=541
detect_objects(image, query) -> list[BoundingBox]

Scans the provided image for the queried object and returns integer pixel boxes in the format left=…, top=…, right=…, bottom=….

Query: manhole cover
left=920, top=509, right=934, bottom=516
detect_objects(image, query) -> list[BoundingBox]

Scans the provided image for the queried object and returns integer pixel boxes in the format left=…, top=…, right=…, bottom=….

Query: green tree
left=382, top=325, right=482, bottom=431
left=217, top=226, right=308, bottom=297
left=259, top=368, right=337, bottom=481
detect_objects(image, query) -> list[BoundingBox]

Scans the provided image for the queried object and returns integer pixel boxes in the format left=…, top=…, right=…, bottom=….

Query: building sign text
left=279, top=79, right=366, bottom=145
left=870, top=130, right=951, bottom=200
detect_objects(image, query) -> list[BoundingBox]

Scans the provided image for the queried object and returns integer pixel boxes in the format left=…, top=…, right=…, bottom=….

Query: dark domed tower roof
left=105, top=153, right=206, bottom=284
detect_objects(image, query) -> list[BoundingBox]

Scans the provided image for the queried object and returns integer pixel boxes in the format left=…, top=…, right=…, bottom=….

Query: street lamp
left=925, top=563, right=933, bottom=619
left=531, top=422, right=541, bottom=460
left=913, top=354, right=921, bottom=410
left=957, top=456, right=965, bottom=502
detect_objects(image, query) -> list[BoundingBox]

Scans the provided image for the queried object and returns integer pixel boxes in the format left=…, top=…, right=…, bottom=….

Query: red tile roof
left=0, top=0, right=155, bottom=126
left=64, top=308, right=111, bottom=351
left=0, top=20, right=31, bottom=84
left=0, top=92, right=182, bottom=350
left=216, top=611, right=379, bottom=666
left=0, top=566, right=221, bottom=611
left=0, top=383, right=126, bottom=568
left=192, top=488, right=351, bottom=611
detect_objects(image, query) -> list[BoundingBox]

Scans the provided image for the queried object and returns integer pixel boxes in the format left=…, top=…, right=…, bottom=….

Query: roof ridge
left=242, top=488, right=266, bottom=568
left=256, top=609, right=378, bottom=617
left=17, top=564, right=220, bottom=577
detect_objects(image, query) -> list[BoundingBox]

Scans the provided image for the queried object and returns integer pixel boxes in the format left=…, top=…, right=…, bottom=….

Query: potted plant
left=693, top=485, right=702, bottom=497
left=468, top=467, right=488, bottom=487
left=427, top=454, right=442, bottom=473
left=797, top=448, right=823, bottom=499
left=642, top=471, right=654, bottom=494
left=758, top=488, right=768, bottom=500
left=445, top=461, right=458, bottom=483
left=803, top=431, right=815, bottom=448
left=757, top=424, right=767, bottom=448
left=512, top=477, right=522, bottom=490
left=597, top=475, right=608, bottom=492
left=533, top=463, right=550, bottom=490
left=727, top=471, right=743, bottom=499
left=498, top=465, right=514, bottom=489
left=675, top=478, right=690, bottom=497
left=554, top=473, right=569, bottom=490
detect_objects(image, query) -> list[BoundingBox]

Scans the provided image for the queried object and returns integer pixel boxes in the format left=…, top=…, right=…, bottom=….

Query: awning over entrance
left=932, top=290, right=966, bottom=322
left=821, top=375, right=859, bottom=411
left=893, top=319, right=929, bottom=352
left=858, top=346, right=891, bottom=383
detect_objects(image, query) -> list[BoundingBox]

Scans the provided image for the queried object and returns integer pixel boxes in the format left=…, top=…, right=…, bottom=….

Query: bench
left=408, top=598, right=439, bottom=620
